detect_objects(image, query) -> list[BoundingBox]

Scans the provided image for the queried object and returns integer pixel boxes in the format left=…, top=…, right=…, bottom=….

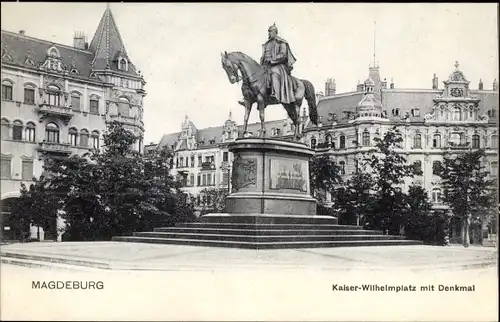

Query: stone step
left=133, top=232, right=399, bottom=242
left=153, top=227, right=383, bottom=235
left=112, top=236, right=423, bottom=249
left=200, top=214, right=338, bottom=225
left=0, top=251, right=111, bottom=269
left=172, top=222, right=365, bottom=230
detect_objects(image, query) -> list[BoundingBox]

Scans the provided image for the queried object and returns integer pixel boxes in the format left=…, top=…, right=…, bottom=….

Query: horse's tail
left=301, top=79, right=318, bottom=125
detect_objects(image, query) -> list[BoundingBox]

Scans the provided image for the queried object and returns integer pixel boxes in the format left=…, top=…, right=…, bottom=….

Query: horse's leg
left=257, top=98, right=266, bottom=137
left=243, top=99, right=252, bottom=136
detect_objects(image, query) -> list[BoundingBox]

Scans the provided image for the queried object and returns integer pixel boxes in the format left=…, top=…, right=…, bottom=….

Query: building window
left=69, top=128, right=78, bottom=146
left=24, top=86, right=35, bottom=105
left=432, top=188, right=442, bottom=203
left=492, top=135, right=498, bottom=149
left=179, top=157, right=184, bottom=168
left=432, top=134, right=441, bottom=148
left=452, top=107, right=461, bottom=121
left=1, top=80, right=13, bottom=100
left=92, top=131, right=100, bottom=149
left=197, top=174, right=201, bottom=186
left=71, top=93, right=81, bottom=111
left=411, top=108, right=420, bottom=117
left=413, top=160, right=422, bottom=175
left=12, top=120, right=23, bottom=140
left=138, top=137, right=143, bottom=153
left=89, top=98, right=99, bottom=114
left=21, top=159, right=34, bottom=181
left=432, top=161, right=441, bottom=175
left=413, top=134, right=422, bottom=149
left=80, top=129, right=89, bottom=147
left=190, top=155, right=195, bottom=167
left=47, top=85, right=61, bottom=106
left=223, top=152, right=228, bottom=162
left=207, top=173, right=212, bottom=186
left=1, top=118, right=9, bottom=139
left=1, top=156, right=11, bottom=179
left=339, top=161, right=346, bottom=175
left=118, top=97, right=130, bottom=116
left=472, top=134, right=480, bottom=149
left=202, top=174, right=207, bottom=186
left=198, top=155, right=202, bottom=166
left=25, top=122, right=35, bottom=142
left=491, top=162, right=498, bottom=177
left=362, top=130, right=370, bottom=146
left=339, top=135, right=346, bottom=149
left=310, top=138, right=317, bottom=149
left=118, top=58, right=128, bottom=71
left=449, top=133, right=461, bottom=145
left=45, top=122, right=60, bottom=143
left=223, top=171, right=229, bottom=185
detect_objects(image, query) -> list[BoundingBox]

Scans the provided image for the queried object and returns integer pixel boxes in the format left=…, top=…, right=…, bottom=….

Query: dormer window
left=118, top=58, right=129, bottom=71
left=47, top=46, right=60, bottom=58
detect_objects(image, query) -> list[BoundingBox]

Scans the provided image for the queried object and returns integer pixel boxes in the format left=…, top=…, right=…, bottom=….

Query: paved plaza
left=0, top=241, right=497, bottom=271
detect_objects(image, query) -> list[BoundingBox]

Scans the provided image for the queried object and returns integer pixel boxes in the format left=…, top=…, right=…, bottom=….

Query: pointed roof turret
left=89, top=4, right=139, bottom=76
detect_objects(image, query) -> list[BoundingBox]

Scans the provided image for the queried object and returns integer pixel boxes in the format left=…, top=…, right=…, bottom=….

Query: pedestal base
left=201, top=213, right=338, bottom=225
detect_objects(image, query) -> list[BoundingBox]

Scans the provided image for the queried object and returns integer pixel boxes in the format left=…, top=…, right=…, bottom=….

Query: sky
left=1, top=3, right=498, bottom=144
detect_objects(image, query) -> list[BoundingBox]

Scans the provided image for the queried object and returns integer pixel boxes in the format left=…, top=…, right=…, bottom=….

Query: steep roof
left=88, top=5, right=139, bottom=76
left=1, top=30, right=100, bottom=81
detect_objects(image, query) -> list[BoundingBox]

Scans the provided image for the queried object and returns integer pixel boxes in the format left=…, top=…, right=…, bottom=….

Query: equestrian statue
left=221, top=23, right=318, bottom=141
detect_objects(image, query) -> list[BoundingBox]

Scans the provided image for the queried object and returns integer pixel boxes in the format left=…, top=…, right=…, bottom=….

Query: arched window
left=12, top=120, right=23, bottom=140
left=339, top=161, right=346, bottom=175
left=491, top=135, right=498, bottom=149
left=68, top=128, right=78, bottom=146
left=118, top=97, right=130, bottom=116
left=47, top=85, right=61, bottom=106
left=413, top=133, right=422, bottom=149
left=48, top=46, right=60, bottom=58
left=80, top=129, right=89, bottom=147
left=432, top=161, right=442, bottom=175
left=452, top=107, right=461, bottom=121
left=432, top=188, right=442, bottom=203
left=1, top=118, right=9, bottom=139
left=45, top=122, right=59, bottom=143
left=24, top=84, right=35, bottom=105
left=71, top=92, right=81, bottom=111
left=89, top=96, right=99, bottom=114
left=118, top=58, right=128, bottom=71
left=25, top=122, right=36, bottom=142
left=449, top=133, right=461, bottom=145
left=339, top=135, right=346, bottom=149
left=472, top=134, right=480, bottom=149
left=1, top=80, right=13, bottom=100
left=310, top=138, right=317, bottom=149
left=491, top=162, right=498, bottom=177
left=433, top=134, right=441, bottom=148
left=325, top=134, right=332, bottom=146
left=92, top=131, right=100, bottom=149
left=362, top=130, right=370, bottom=146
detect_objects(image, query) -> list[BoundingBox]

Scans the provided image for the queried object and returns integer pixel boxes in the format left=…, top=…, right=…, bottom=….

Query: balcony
left=37, top=141, right=72, bottom=156
left=447, top=142, right=471, bottom=150
left=201, top=162, right=216, bottom=171
left=106, top=114, right=144, bottom=131
left=36, top=103, right=74, bottom=124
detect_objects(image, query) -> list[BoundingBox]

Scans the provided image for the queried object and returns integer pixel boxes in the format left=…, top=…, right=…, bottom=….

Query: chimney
left=325, top=78, right=336, bottom=96
left=73, top=31, right=87, bottom=50
left=432, top=73, right=438, bottom=90
left=478, top=79, right=484, bottom=90
left=493, top=79, right=498, bottom=91
left=19, top=30, right=25, bottom=35
left=356, top=81, right=364, bottom=92
left=390, top=78, right=395, bottom=89
left=381, top=78, right=387, bottom=89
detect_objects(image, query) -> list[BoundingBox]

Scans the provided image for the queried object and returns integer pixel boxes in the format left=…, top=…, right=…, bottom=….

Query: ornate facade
left=154, top=62, right=498, bottom=242
left=1, top=6, right=146, bottom=240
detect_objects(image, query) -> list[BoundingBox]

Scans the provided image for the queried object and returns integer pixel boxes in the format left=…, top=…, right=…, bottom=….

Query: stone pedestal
left=203, top=137, right=337, bottom=225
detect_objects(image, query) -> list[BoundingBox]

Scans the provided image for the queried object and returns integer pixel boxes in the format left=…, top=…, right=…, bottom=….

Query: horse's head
left=221, top=51, right=240, bottom=84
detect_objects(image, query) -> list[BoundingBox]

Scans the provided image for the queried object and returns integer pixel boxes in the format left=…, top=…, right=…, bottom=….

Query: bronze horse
left=221, top=51, right=318, bottom=140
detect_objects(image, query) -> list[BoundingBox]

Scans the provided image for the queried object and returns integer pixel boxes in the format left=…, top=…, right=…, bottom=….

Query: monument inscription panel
left=269, top=158, right=307, bottom=192
left=231, top=156, right=257, bottom=192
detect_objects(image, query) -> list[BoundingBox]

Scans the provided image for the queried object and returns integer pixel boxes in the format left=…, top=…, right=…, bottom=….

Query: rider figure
left=238, top=23, right=297, bottom=106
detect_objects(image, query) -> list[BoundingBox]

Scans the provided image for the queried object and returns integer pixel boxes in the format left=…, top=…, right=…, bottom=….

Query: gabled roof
left=89, top=5, right=139, bottom=76
left=1, top=30, right=99, bottom=81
